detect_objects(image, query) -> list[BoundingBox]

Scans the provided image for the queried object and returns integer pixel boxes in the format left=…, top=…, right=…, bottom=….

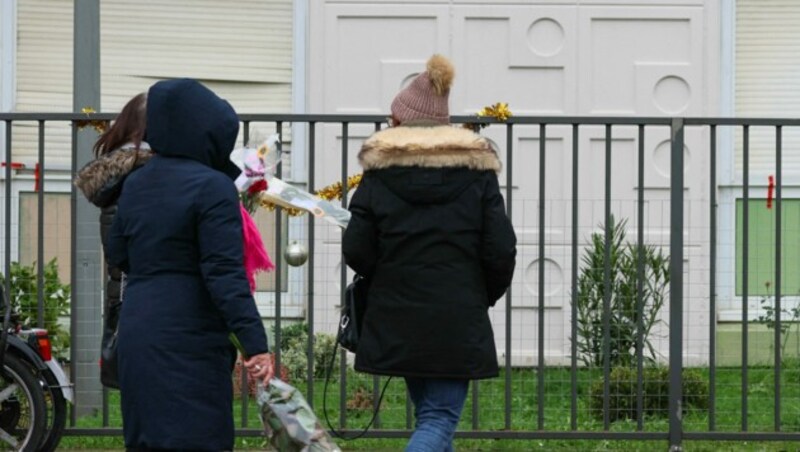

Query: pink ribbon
left=240, top=204, right=274, bottom=291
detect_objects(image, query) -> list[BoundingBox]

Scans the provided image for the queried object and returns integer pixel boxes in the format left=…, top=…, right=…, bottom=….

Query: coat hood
left=74, top=144, right=153, bottom=208
left=358, top=125, right=501, bottom=172
left=144, top=79, right=241, bottom=179
left=358, top=125, right=501, bottom=205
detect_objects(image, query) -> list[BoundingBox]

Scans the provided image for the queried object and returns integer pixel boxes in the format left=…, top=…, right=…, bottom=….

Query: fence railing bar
left=406, top=387, right=412, bottom=430
left=65, top=427, right=677, bottom=440
left=505, top=123, right=513, bottom=430
left=602, top=124, right=612, bottom=430
left=683, top=432, right=800, bottom=441
left=8, top=112, right=800, bottom=126
left=773, top=125, right=782, bottom=432
left=274, top=122, right=284, bottom=377
left=60, top=426, right=800, bottom=442
left=372, top=121, right=382, bottom=428
left=472, top=380, right=479, bottom=430
left=69, top=123, right=78, bottom=427
left=240, top=121, right=251, bottom=428
left=97, top=121, right=110, bottom=427
left=36, top=121, right=45, bottom=328
left=636, top=124, right=645, bottom=431
left=3, top=121, right=11, bottom=304
left=537, top=123, right=546, bottom=430
left=339, top=122, right=349, bottom=429
left=742, top=124, right=749, bottom=432
left=570, top=124, right=579, bottom=431
left=709, top=124, right=717, bottom=431
left=307, top=121, right=317, bottom=408
left=668, top=118, right=685, bottom=450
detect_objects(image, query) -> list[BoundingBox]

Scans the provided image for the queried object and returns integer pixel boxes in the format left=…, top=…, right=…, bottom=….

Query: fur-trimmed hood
left=74, top=144, right=153, bottom=208
left=358, top=125, right=501, bottom=173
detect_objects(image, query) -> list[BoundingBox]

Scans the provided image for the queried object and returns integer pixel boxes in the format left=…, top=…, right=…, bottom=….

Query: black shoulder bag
left=323, top=275, right=391, bottom=439
left=337, top=274, right=367, bottom=353
left=100, top=273, right=124, bottom=389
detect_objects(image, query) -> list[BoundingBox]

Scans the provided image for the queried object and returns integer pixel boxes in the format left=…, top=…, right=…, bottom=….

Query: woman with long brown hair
left=74, top=93, right=152, bottom=388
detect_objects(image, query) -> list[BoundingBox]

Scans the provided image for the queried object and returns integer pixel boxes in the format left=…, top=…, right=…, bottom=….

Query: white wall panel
left=309, top=1, right=719, bottom=363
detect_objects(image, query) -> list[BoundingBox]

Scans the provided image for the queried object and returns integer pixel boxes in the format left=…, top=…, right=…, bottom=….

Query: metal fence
left=1, top=112, right=800, bottom=450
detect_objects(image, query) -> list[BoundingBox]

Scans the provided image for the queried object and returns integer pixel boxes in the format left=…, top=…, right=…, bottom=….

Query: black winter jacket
left=74, top=145, right=153, bottom=381
left=342, top=125, right=517, bottom=380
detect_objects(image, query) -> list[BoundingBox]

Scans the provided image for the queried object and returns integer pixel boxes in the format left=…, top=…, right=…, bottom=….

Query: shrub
left=575, top=215, right=669, bottom=367
left=589, top=366, right=709, bottom=422
left=756, top=282, right=800, bottom=365
left=0, top=259, right=71, bottom=361
left=275, top=322, right=339, bottom=382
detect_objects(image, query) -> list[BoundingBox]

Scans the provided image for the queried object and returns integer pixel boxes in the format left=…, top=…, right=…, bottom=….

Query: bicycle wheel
left=0, top=355, right=46, bottom=451
left=36, top=369, right=66, bottom=452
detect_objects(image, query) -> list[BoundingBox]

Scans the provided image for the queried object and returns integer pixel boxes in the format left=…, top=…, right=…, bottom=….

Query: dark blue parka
left=107, top=79, right=267, bottom=451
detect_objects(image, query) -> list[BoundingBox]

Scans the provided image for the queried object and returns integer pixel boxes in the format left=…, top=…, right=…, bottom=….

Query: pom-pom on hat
left=390, top=54, right=455, bottom=125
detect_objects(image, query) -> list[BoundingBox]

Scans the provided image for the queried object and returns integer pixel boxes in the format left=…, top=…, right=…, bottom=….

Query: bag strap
left=322, top=339, right=391, bottom=440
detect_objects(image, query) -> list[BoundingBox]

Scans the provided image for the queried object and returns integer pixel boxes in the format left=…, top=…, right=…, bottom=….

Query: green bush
left=275, top=322, right=339, bottom=381
left=575, top=215, right=669, bottom=367
left=0, top=259, right=71, bottom=360
left=589, top=366, right=709, bottom=422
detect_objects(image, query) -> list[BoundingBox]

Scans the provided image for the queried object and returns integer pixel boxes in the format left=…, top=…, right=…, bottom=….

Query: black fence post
left=668, top=118, right=685, bottom=451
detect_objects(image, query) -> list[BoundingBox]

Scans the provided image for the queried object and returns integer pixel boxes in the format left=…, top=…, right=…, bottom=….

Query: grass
left=57, top=365, right=800, bottom=450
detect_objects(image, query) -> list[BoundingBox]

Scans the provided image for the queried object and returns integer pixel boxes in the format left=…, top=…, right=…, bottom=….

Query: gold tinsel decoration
left=477, top=102, right=513, bottom=122
left=464, top=102, right=513, bottom=132
left=75, top=107, right=109, bottom=134
left=258, top=173, right=363, bottom=216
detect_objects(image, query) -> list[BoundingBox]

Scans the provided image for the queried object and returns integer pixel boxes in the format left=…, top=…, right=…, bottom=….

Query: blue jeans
left=404, top=377, right=469, bottom=452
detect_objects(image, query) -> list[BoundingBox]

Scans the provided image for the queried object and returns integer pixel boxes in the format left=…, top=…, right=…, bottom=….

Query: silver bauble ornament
left=284, top=241, right=309, bottom=267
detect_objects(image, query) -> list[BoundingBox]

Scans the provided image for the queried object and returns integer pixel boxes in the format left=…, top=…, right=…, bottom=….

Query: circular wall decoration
left=652, top=139, right=690, bottom=178
left=653, top=75, right=690, bottom=114
left=527, top=18, right=565, bottom=57
left=524, top=257, right=563, bottom=297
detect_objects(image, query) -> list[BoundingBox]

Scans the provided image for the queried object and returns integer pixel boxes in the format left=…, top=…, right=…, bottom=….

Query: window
left=18, top=192, right=72, bottom=283
left=252, top=207, right=288, bottom=292
left=735, top=198, right=800, bottom=296
left=18, top=192, right=288, bottom=292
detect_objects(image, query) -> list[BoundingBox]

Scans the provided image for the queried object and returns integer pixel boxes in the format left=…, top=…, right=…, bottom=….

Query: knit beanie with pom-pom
left=390, top=54, right=455, bottom=125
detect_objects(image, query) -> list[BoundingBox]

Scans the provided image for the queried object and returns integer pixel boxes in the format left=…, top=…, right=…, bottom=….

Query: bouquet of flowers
left=232, top=133, right=281, bottom=214
left=231, top=134, right=352, bottom=228
left=258, top=379, right=341, bottom=452
left=228, top=337, right=340, bottom=451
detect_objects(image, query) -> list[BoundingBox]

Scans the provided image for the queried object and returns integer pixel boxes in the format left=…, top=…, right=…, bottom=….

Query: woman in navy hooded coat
left=107, top=79, right=273, bottom=451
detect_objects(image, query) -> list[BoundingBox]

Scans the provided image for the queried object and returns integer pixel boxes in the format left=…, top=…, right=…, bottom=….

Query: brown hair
left=92, top=93, right=147, bottom=157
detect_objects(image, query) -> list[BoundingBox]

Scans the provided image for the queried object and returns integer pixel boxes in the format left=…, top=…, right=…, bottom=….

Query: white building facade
left=1, top=0, right=798, bottom=366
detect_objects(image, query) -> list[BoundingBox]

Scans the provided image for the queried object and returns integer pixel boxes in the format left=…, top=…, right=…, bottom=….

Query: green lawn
left=58, top=365, right=800, bottom=450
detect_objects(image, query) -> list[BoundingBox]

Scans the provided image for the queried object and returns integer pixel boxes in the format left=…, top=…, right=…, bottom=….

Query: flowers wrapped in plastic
left=230, top=135, right=342, bottom=451
left=229, top=333, right=340, bottom=451
left=258, top=378, right=342, bottom=452
left=231, top=134, right=352, bottom=229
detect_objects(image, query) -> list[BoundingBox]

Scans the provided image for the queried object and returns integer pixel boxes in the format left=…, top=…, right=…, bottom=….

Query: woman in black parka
left=74, top=93, right=151, bottom=389
left=107, top=79, right=274, bottom=451
left=342, top=55, right=517, bottom=452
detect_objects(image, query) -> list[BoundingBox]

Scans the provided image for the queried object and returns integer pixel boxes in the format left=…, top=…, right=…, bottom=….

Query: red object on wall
left=0, top=162, right=25, bottom=170
left=34, top=163, right=40, bottom=192
left=767, top=175, right=775, bottom=209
